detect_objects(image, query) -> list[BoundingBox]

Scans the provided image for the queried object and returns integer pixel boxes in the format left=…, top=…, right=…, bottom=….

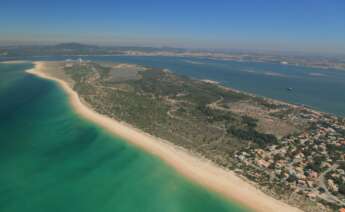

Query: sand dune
left=26, top=61, right=302, bottom=212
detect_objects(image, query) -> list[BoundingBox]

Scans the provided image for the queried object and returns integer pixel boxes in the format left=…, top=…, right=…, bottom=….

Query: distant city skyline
left=1, top=0, right=344, bottom=54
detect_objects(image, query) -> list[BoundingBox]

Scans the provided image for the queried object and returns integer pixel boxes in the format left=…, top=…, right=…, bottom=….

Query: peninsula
left=27, top=61, right=345, bottom=212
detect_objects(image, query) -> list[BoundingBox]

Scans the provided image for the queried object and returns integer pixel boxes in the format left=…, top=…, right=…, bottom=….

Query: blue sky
left=1, top=0, right=344, bottom=54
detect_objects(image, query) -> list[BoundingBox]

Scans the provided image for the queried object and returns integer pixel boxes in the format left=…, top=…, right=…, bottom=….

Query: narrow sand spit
left=0, top=60, right=29, bottom=64
left=26, top=61, right=302, bottom=212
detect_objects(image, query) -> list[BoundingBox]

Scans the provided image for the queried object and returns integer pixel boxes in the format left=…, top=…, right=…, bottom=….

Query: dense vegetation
left=64, top=62, right=289, bottom=168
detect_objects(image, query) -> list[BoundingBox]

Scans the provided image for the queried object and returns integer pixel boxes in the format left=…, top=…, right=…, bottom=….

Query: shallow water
left=0, top=63, right=247, bottom=212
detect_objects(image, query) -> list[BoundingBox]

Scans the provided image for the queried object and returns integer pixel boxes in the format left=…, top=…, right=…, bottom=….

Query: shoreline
left=205, top=79, right=326, bottom=117
left=26, top=61, right=302, bottom=212
left=0, top=60, right=29, bottom=64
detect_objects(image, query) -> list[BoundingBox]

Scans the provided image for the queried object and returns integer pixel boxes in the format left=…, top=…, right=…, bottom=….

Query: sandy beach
left=26, top=61, right=302, bottom=212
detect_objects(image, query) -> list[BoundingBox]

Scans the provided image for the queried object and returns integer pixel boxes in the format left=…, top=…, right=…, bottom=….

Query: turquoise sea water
left=5, top=55, right=343, bottom=116
left=0, top=63, right=246, bottom=212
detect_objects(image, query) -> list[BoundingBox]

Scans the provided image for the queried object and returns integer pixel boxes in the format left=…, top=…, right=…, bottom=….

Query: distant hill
left=1, top=43, right=123, bottom=56
left=54, top=43, right=99, bottom=50
left=0, top=41, right=190, bottom=57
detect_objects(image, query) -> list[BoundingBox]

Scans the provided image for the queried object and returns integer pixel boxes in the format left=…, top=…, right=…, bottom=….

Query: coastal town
left=234, top=108, right=345, bottom=211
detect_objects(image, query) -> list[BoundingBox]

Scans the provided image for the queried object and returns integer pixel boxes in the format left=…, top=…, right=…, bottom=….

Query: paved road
left=318, top=163, right=345, bottom=206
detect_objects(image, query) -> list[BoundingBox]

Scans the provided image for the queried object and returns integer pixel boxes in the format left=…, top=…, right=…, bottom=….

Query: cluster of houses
left=234, top=110, right=345, bottom=210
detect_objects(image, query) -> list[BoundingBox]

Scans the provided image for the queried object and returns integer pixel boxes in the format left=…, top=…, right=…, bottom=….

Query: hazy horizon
left=1, top=0, right=345, bottom=55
